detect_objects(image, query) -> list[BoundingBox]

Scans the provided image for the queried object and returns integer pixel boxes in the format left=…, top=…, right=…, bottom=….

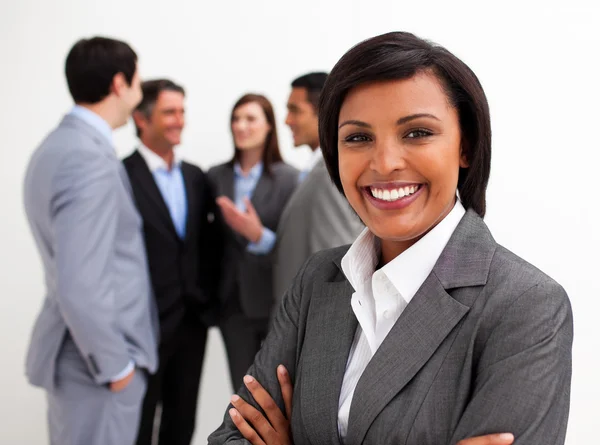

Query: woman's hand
left=457, top=433, right=514, bottom=445
left=229, top=365, right=293, bottom=445
left=216, top=196, right=263, bottom=243
left=227, top=364, right=512, bottom=445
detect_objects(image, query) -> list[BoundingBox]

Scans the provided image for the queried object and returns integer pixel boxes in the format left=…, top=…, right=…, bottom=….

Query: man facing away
left=23, top=37, right=158, bottom=445
left=124, top=79, right=222, bottom=445
left=273, top=72, right=364, bottom=301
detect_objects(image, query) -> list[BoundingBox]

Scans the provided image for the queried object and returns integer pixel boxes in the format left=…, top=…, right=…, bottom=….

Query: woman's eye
left=344, top=134, right=371, bottom=143
left=405, top=129, right=433, bottom=139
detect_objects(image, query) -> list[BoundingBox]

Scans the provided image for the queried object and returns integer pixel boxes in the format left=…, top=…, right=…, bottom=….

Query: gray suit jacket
left=23, top=114, right=158, bottom=390
left=207, top=161, right=298, bottom=319
left=208, top=210, right=573, bottom=445
left=273, top=158, right=363, bottom=300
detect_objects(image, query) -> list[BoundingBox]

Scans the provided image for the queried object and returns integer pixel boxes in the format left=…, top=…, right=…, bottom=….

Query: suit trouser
left=219, top=294, right=270, bottom=392
left=135, top=312, right=208, bottom=445
left=47, top=335, right=147, bottom=445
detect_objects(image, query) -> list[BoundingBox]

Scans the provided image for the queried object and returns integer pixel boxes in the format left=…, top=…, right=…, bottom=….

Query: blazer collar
left=314, top=210, right=497, bottom=445
left=60, top=114, right=115, bottom=158
left=333, top=209, right=495, bottom=290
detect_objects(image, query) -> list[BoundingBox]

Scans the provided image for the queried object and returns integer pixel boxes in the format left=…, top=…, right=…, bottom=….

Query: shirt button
left=383, top=310, right=392, bottom=319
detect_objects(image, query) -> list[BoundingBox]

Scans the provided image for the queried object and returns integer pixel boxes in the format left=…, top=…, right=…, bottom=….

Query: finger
left=216, top=196, right=234, bottom=206
left=230, top=395, right=276, bottom=443
left=456, top=433, right=514, bottom=445
left=243, top=375, right=288, bottom=432
left=277, top=365, right=293, bottom=419
left=229, top=408, right=266, bottom=445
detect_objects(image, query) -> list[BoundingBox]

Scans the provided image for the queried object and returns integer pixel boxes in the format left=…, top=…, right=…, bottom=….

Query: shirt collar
left=138, top=143, right=182, bottom=172
left=234, top=161, right=264, bottom=180
left=305, top=147, right=322, bottom=172
left=69, top=105, right=113, bottom=144
left=341, top=199, right=466, bottom=304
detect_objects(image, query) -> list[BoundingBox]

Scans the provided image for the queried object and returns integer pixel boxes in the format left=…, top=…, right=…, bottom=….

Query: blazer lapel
left=180, top=162, right=196, bottom=242
left=344, top=275, right=469, bottom=445
left=300, top=275, right=357, bottom=445
left=129, top=150, right=178, bottom=236
left=343, top=210, right=497, bottom=445
left=250, top=170, right=273, bottom=212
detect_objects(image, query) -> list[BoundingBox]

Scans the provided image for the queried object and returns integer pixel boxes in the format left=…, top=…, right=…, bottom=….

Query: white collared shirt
left=298, top=147, right=322, bottom=183
left=337, top=200, right=466, bottom=440
left=137, top=143, right=183, bottom=172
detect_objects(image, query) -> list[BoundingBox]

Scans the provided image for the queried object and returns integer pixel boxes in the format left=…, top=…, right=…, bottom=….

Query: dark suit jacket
left=123, top=150, right=222, bottom=345
left=208, top=210, right=573, bottom=445
left=207, top=161, right=298, bottom=319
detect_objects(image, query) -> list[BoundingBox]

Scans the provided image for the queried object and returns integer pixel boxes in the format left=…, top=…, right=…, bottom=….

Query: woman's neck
left=238, top=148, right=263, bottom=174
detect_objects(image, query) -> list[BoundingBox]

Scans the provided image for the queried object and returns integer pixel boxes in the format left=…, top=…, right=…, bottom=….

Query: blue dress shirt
left=233, top=162, right=276, bottom=255
left=138, top=144, right=187, bottom=239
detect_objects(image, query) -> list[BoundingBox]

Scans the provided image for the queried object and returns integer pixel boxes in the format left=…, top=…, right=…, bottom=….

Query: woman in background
left=208, top=94, right=298, bottom=391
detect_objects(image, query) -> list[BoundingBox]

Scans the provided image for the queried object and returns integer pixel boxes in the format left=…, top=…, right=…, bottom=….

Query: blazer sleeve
left=52, top=152, right=130, bottom=384
left=449, top=279, right=573, bottom=445
left=207, top=250, right=312, bottom=444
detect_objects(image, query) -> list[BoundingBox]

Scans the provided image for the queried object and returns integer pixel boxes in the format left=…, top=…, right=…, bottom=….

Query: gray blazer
left=207, top=161, right=298, bottom=319
left=23, top=115, right=158, bottom=390
left=273, top=158, right=363, bottom=300
left=208, top=210, right=573, bottom=445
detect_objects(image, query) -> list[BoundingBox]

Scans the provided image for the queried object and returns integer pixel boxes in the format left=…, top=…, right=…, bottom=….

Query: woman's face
left=337, top=72, right=467, bottom=262
left=231, top=102, right=271, bottom=152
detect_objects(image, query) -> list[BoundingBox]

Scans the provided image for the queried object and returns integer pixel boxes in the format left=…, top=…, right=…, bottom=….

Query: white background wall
left=1, top=0, right=598, bottom=443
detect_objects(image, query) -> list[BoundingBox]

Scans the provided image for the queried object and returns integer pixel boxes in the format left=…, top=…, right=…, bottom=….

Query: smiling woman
left=208, top=31, right=573, bottom=445
left=207, top=94, right=299, bottom=394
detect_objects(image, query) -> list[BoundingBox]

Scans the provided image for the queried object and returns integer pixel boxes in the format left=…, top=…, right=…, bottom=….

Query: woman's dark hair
left=229, top=94, right=283, bottom=174
left=65, top=37, right=138, bottom=104
left=319, top=31, right=491, bottom=217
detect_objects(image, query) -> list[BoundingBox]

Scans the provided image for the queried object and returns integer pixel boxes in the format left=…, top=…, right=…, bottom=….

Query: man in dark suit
left=123, top=79, right=221, bottom=445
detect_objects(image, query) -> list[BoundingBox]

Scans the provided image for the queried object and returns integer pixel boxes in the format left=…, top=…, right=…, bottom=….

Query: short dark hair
left=134, top=79, right=185, bottom=137
left=291, top=72, right=328, bottom=113
left=229, top=94, right=283, bottom=174
left=319, top=32, right=491, bottom=217
left=65, top=37, right=137, bottom=104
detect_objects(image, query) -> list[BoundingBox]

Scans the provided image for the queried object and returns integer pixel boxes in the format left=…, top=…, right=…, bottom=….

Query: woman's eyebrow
left=396, top=113, right=440, bottom=125
left=339, top=113, right=441, bottom=130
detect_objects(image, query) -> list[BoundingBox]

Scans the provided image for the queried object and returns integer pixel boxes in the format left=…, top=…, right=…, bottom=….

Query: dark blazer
left=123, top=150, right=222, bottom=344
left=208, top=210, right=573, bottom=445
left=207, top=161, right=298, bottom=319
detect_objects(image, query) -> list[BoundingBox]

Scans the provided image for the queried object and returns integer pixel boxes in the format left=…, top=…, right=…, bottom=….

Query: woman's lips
left=363, top=183, right=424, bottom=210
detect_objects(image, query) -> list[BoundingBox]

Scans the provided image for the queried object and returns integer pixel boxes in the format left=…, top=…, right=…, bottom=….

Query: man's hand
left=457, top=433, right=514, bottom=445
left=229, top=365, right=293, bottom=445
left=109, top=368, right=135, bottom=392
left=216, top=196, right=263, bottom=243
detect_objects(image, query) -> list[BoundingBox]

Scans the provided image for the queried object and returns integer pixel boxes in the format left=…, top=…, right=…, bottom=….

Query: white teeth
left=370, top=185, right=420, bottom=202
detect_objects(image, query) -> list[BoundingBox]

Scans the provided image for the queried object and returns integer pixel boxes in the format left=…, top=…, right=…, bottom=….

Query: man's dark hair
left=65, top=37, right=137, bottom=104
left=319, top=32, right=492, bottom=217
left=291, top=72, right=328, bottom=113
left=134, top=79, right=185, bottom=137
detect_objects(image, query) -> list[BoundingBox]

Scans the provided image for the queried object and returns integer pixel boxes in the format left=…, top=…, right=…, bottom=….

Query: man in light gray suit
left=273, top=73, right=363, bottom=301
left=23, top=37, right=158, bottom=445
